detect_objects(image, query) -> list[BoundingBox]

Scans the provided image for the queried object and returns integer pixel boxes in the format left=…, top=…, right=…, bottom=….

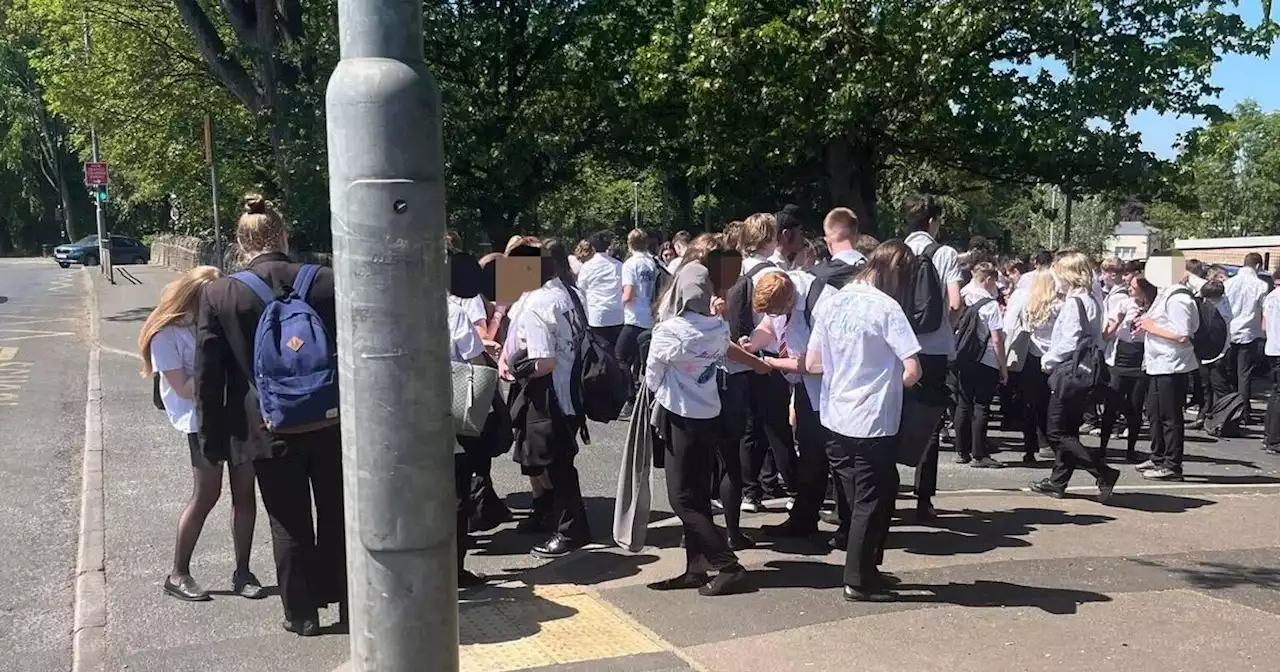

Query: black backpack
left=954, top=297, right=996, bottom=363
left=1171, top=287, right=1225, bottom=362
left=725, top=261, right=777, bottom=341
left=1050, top=297, right=1103, bottom=400
left=652, top=260, right=673, bottom=307
left=565, top=290, right=630, bottom=428
left=907, top=242, right=946, bottom=334
left=803, top=258, right=866, bottom=327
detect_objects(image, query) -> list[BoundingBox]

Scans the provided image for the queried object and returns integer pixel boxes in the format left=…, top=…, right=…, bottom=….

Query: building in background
left=1175, top=235, right=1280, bottom=271
left=1106, top=221, right=1165, bottom=260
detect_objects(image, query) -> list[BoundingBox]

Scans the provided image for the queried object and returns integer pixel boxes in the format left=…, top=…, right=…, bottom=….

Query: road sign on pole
left=84, top=162, right=110, bottom=186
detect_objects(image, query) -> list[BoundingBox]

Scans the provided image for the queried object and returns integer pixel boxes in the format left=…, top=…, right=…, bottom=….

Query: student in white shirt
left=619, top=228, right=659, bottom=409
left=758, top=208, right=867, bottom=542
left=1261, top=282, right=1280, bottom=454
left=1135, top=260, right=1200, bottom=481
left=953, top=263, right=1008, bottom=468
left=1224, top=253, right=1270, bottom=424
left=576, top=232, right=625, bottom=349
left=901, top=195, right=962, bottom=520
left=139, top=266, right=263, bottom=603
left=725, top=213, right=796, bottom=513
left=645, top=262, right=749, bottom=596
left=768, top=204, right=807, bottom=271
left=1013, top=268, right=1062, bottom=463
left=805, top=279, right=922, bottom=603
left=1099, top=268, right=1154, bottom=462
left=449, top=299, right=490, bottom=588
left=504, top=241, right=591, bottom=559
left=1030, top=252, right=1121, bottom=501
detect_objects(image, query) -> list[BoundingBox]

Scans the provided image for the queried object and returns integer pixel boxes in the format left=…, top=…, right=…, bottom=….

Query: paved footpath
left=74, top=263, right=1280, bottom=672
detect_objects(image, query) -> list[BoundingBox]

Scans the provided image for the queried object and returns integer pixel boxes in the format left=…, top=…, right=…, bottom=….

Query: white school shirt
left=1185, top=273, right=1208, bottom=297
left=788, top=249, right=867, bottom=410
left=150, top=324, right=198, bottom=434
left=1265, top=288, right=1280, bottom=356
left=449, top=294, right=488, bottom=328
left=448, top=302, right=485, bottom=363
left=904, top=231, right=962, bottom=358
left=1224, top=266, right=1269, bottom=344
left=511, top=279, right=584, bottom=416
left=960, top=283, right=1003, bottom=370
left=810, top=283, right=921, bottom=439
left=621, top=252, right=659, bottom=329
left=576, top=253, right=624, bottom=328
left=568, top=255, right=583, bottom=277
left=645, top=312, right=730, bottom=419
left=1103, top=289, right=1144, bottom=367
left=768, top=248, right=794, bottom=272
left=1142, top=286, right=1199, bottom=376
left=1041, top=290, right=1100, bottom=373
left=725, top=254, right=786, bottom=374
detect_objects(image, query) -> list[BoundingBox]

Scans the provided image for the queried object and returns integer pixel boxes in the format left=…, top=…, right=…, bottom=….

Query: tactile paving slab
left=460, top=583, right=665, bottom=672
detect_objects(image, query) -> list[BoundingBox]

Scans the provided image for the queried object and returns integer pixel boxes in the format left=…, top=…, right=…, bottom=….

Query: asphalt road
left=0, top=258, right=90, bottom=671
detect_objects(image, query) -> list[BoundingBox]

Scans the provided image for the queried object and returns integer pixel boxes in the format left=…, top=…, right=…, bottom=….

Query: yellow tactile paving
left=460, top=583, right=665, bottom=672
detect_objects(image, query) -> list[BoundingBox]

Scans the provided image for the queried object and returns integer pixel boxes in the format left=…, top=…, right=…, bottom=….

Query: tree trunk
left=825, top=137, right=880, bottom=238
left=56, top=162, right=77, bottom=242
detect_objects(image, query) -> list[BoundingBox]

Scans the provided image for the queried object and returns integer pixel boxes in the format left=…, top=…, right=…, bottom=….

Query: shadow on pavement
left=898, top=579, right=1112, bottom=614
left=1103, top=493, right=1217, bottom=513
left=1131, top=558, right=1280, bottom=591
left=458, top=584, right=579, bottom=646
left=886, top=507, right=1114, bottom=556
left=104, top=305, right=156, bottom=323
left=521, top=549, right=661, bottom=588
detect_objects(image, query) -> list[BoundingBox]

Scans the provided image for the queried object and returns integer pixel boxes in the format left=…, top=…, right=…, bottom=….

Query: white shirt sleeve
left=464, top=295, right=488, bottom=326
left=982, top=301, right=1003, bottom=333
left=448, top=305, right=484, bottom=361
left=882, top=302, right=923, bottom=361
left=522, top=301, right=556, bottom=360
left=150, top=328, right=185, bottom=372
left=645, top=323, right=677, bottom=392
left=621, top=258, right=638, bottom=289
left=935, top=246, right=963, bottom=285
left=1166, top=293, right=1197, bottom=339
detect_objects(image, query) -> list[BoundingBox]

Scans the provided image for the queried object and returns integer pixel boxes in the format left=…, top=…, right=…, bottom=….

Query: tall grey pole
left=326, top=1, right=457, bottom=670
left=205, top=117, right=222, bottom=268
left=83, top=14, right=111, bottom=283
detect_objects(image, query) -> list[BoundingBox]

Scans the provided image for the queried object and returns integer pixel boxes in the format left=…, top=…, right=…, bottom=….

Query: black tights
left=172, top=461, right=257, bottom=579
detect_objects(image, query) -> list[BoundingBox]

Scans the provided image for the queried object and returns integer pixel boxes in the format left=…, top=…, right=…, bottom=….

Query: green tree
left=633, top=0, right=1275, bottom=236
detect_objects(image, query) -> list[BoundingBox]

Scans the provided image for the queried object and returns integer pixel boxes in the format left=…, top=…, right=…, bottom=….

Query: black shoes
left=1097, top=469, right=1121, bottom=504
left=728, top=532, right=756, bottom=551
left=819, top=510, right=842, bottom=526
left=459, top=570, right=488, bottom=589
left=829, top=531, right=849, bottom=551
left=162, top=574, right=211, bottom=602
left=915, top=503, right=937, bottom=522
left=843, top=585, right=897, bottom=603
left=232, top=570, right=267, bottom=600
left=762, top=520, right=819, bottom=539
left=1029, top=479, right=1066, bottom=499
left=970, top=456, right=1004, bottom=469
left=647, top=573, right=710, bottom=591
left=517, top=494, right=554, bottom=534
left=282, top=612, right=321, bottom=637
left=954, top=454, right=972, bottom=465
left=698, top=567, right=749, bottom=596
left=531, top=533, right=587, bottom=559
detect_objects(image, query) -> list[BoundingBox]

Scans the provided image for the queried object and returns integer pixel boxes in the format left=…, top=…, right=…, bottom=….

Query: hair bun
left=243, top=193, right=267, bottom=215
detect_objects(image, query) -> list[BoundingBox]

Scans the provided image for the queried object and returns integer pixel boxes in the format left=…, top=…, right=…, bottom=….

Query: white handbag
left=451, top=361, right=499, bottom=437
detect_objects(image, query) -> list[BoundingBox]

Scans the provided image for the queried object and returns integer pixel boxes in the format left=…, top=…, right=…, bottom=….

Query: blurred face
left=661, top=248, right=677, bottom=263
left=1100, top=269, right=1121, bottom=287
left=778, top=228, right=804, bottom=255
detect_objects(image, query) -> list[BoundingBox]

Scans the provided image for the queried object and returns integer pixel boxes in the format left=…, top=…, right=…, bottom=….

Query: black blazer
left=195, top=252, right=338, bottom=464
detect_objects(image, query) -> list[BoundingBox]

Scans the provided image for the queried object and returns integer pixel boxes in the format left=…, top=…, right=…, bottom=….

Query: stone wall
left=149, top=234, right=331, bottom=272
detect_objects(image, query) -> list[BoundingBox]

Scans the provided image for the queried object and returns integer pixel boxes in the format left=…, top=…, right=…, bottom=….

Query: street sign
left=84, top=162, right=110, bottom=186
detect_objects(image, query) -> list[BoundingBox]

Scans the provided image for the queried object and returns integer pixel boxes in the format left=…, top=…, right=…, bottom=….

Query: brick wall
left=149, top=234, right=331, bottom=272
left=1179, top=246, right=1280, bottom=271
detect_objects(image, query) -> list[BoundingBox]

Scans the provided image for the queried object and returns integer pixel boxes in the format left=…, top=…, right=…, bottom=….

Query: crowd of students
left=140, top=191, right=1280, bottom=633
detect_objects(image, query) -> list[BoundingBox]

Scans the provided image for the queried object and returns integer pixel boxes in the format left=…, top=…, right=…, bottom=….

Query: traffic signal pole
left=83, top=14, right=112, bottom=283
left=326, top=1, right=457, bottom=670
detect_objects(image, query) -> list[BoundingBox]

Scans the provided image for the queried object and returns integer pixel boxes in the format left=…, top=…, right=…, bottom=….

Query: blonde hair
left=739, top=213, right=777, bottom=255
left=1053, top=252, right=1093, bottom=291
left=236, top=193, right=287, bottom=259
left=627, top=228, right=647, bottom=251
left=573, top=239, right=593, bottom=263
left=722, top=221, right=744, bottom=252
left=971, top=261, right=998, bottom=283
left=138, top=266, right=221, bottom=376
left=752, top=272, right=795, bottom=315
left=1025, top=267, right=1058, bottom=328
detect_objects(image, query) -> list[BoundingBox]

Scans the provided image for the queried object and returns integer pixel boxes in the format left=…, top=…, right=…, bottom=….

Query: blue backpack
left=232, top=264, right=340, bottom=433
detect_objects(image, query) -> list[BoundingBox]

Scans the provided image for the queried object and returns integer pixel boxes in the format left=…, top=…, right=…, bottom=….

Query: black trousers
left=1227, top=341, right=1261, bottom=422
left=911, top=354, right=950, bottom=503
left=455, top=451, right=473, bottom=573
left=1019, top=356, right=1051, bottom=457
left=253, top=426, right=346, bottom=620
left=827, top=433, right=898, bottom=589
left=591, top=324, right=623, bottom=351
left=546, top=453, right=590, bottom=541
left=789, top=384, right=829, bottom=530
left=1200, top=359, right=1233, bottom=424
left=1147, top=372, right=1189, bottom=474
left=1046, top=382, right=1112, bottom=489
left=714, top=438, right=744, bottom=538
left=468, top=455, right=512, bottom=531
left=1265, top=357, right=1280, bottom=449
left=1100, top=371, right=1149, bottom=456
left=733, top=371, right=798, bottom=501
left=953, top=362, right=999, bottom=460
left=616, top=324, right=649, bottom=393
left=666, top=412, right=739, bottom=574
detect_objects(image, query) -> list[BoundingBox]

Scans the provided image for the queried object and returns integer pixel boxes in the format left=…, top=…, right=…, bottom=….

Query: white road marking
left=0, top=328, right=77, bottom=342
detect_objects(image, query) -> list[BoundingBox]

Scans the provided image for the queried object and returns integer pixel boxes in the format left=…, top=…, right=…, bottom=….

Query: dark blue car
left=53, top=235, right=150, bottom=268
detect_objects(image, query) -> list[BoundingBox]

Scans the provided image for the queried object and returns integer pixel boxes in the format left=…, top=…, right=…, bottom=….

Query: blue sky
left=1130, top=4, right=1279, bottom=158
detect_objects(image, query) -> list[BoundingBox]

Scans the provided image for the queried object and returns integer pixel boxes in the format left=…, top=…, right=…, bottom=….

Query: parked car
left=53, top=235, right=150, bottom=268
